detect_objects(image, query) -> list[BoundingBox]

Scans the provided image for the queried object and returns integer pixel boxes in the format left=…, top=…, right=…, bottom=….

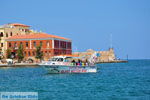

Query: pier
left=96, top=60, right=128, bottom=64
left=0, top=63, right=38, bottom=67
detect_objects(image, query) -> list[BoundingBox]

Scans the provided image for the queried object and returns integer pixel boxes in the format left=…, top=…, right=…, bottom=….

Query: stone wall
left=97, top=48, right=116, bottom=62
left=73, top=48, right=116, bottom=62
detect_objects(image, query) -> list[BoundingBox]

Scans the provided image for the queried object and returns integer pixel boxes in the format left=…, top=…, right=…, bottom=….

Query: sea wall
left=73, top=48, right=116, bottom=62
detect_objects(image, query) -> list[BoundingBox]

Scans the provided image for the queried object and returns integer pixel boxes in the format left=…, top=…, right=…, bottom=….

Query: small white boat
left=39, top=56, right=97, bottom=74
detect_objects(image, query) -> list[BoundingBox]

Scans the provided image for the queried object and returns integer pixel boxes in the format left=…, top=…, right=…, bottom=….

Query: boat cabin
left=48, top=56, right=72, bottom=62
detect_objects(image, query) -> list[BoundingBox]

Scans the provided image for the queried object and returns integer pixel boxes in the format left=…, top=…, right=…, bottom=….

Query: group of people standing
left=71, top=59, right=89, bottom=66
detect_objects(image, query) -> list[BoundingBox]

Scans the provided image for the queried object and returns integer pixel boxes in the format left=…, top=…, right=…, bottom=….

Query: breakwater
left=96, top=60, right=128, bottom=64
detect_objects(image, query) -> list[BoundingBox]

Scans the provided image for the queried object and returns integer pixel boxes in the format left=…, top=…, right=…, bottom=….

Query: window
left=58, top=58, right=64, bottom=62
left=28, top=52, right=30, bottom=56
left=40, top=41, right=42, bottom=46
left=26, top=42, right=28, bottom=47
left=60, top=41, right=63, bottom=48
left=33, top=41, right=36, bottom=47
left=10, top=32, right=12, bottom=36
left=0, top=32, right=3, bottom=37
left=6, top=33, right=8, bottom=37
left=59, top=41, right=66, bottom=48
left=64, top=42, right=66, bottom=48
left=67, top=42, right=71, bottom=49
left=54, top=40, right=59, bottom=48
left=9, top=43, right=11, bottom=47
left=25, top=29, right=29, bottom=32
left=32, top=51, right=35, bottom=56
left=54, top=49, right=59, bottom=55
left=1, top=43, right=3, bottom=47
left=14, top=42, right=17, bottom=47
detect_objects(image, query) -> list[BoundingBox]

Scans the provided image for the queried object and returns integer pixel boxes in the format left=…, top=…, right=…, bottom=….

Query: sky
left=1, top=0, right=150, bottom=59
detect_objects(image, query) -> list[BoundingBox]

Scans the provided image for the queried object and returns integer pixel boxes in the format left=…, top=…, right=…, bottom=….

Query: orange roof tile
left=59, top=54, right=79, bottom=57
left=7, top=33, right=70, bottom=40
left=9, top=23, right=30, bottom=27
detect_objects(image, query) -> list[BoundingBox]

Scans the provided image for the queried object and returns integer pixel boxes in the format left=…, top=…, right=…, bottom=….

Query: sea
left=0, top=60, right=150, bottom=100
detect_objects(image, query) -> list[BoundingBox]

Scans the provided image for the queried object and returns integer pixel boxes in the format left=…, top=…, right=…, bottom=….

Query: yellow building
left=0, top=23, right=36, bottom=58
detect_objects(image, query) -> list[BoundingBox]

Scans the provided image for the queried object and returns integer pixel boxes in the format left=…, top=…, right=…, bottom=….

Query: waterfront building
left=0, top=23, right=36, bottom=58
left=6, top=33, right=72, bottom=61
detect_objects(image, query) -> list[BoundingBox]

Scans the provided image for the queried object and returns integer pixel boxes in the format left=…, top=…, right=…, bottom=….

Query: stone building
left=6, top=33, right=72, bottom=61
left=0, top=23, right=36, bottom=58
left=73, top=48, right=116, bottom=62
left=97, top=48, right=116, bottom=62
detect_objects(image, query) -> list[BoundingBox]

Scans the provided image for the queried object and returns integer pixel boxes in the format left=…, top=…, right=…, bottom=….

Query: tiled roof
left=7, top=33, right=70, bottom=40
left=9, top=23, right=30, bottom=27
left=59, top=54, right=79, bottom=57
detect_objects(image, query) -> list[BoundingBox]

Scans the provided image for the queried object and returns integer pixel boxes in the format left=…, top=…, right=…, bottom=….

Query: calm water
left=0, top=60, right=150, bottom=100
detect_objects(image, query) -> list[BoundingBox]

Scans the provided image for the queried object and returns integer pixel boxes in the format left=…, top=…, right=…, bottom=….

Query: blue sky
left=1, top=0, right=150, bottom=59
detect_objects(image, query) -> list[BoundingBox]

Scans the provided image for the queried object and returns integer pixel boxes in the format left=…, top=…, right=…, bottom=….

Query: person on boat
left=82, top=62, right=85, bottom=66
left=85, top=59, right=89, bottom=66
left=71, top=60, right=76, bottom=66
left=77, top=59, right=81, bottom=66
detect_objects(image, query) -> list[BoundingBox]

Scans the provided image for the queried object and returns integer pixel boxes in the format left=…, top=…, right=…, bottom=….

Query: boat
left=39, top=54, right=98, bottom=74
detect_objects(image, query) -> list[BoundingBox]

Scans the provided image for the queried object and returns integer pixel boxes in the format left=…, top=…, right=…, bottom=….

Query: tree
left=7, top=49, right=12, bottom=59
left=17, top=45, right=24, bottom=63
left=35, top=45, right=43, bottom=62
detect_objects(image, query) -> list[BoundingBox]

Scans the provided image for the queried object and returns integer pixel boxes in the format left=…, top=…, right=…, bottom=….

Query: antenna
left=110, top=33, right=113, bottom=48
left=127, top=54, right=128, bottom=61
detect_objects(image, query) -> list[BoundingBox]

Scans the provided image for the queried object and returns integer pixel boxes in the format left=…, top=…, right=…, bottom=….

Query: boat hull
left=42, top=65, right=97, bottom=74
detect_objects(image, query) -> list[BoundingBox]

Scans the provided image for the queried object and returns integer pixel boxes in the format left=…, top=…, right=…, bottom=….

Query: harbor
left=0, top=60, right=150, bottom=100
left=0, top=59, right=127, bottom=68
left=0, top=23, right=127, bottom=69
left=1, top=0, right=149, bottom=99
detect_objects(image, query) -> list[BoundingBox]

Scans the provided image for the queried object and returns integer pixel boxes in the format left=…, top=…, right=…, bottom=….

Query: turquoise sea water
left=0, top=60, right=150, bottom=100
